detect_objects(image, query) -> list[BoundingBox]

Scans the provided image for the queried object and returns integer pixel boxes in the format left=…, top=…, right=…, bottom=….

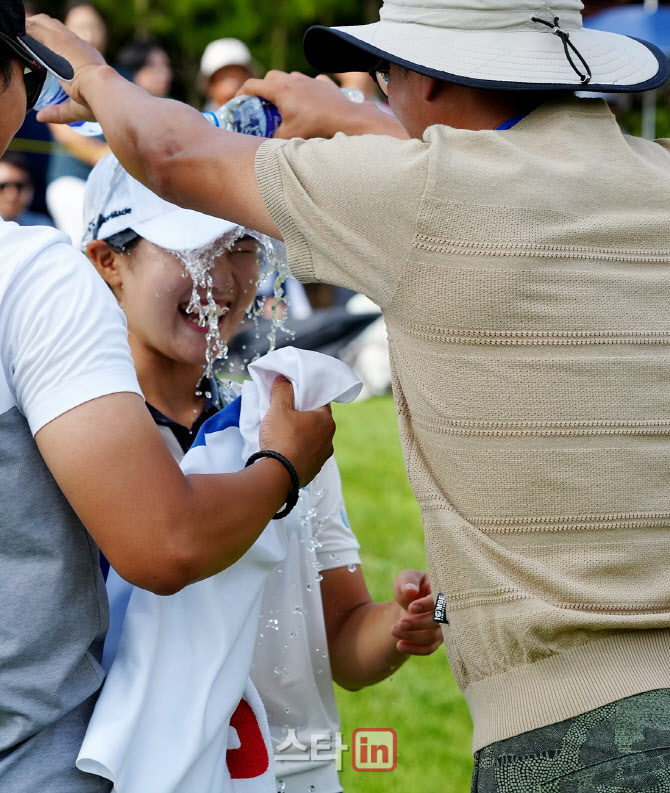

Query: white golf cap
left=199, top=38, right=256, bottom=79
left=304, top=0, right=668, bottom=93
left=81, top=153, right=241, bottom=252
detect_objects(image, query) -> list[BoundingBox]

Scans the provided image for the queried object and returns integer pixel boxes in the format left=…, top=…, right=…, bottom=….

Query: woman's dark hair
left=116, top=38, right=161, bottom=77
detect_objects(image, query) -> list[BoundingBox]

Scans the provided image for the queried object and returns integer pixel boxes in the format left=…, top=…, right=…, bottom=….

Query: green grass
left=332, top=396, right=473, bottom=792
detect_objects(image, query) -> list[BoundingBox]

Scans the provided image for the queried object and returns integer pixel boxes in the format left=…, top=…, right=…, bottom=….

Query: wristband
left=245, top=450, right=300, bottom=520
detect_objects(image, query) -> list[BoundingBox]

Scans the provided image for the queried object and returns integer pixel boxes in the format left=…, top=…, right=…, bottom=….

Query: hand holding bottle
left=27, top=14, right=106, bottom=125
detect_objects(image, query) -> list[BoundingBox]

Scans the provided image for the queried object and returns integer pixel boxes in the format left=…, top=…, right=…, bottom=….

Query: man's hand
left=390, top=570, right=443, bottom=656
left=26, top=13, right=107, bottom=124
left=259, top=375, right=335, bottom=487
left=237, top=70, right=409, bottom=140
left=238, top=71, right=353, bottom=139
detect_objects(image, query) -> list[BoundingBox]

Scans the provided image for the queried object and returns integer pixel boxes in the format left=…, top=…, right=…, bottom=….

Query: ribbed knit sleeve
left=255, top=132, right=429, bottom=310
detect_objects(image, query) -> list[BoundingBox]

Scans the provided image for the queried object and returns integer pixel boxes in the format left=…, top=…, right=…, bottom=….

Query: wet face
left=0, top=160, right=33, bottom=221
left=134, top=48, right=172, bottom=97
left=117, top=236, right=259, bottom=367
left=207, top=64, right=252, bottom=107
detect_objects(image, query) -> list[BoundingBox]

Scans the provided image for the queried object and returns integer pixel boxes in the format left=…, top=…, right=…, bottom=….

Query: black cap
left=0, top=0, right=73, bottom=80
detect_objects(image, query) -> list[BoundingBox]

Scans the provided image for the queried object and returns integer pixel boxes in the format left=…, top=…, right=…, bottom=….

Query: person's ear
left=420, top=73, right=438, bottom=102
left=86, top=240, right=125, bottom=293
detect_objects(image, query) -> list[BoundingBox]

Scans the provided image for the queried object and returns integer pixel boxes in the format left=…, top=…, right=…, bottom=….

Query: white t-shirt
left=0, top=221, right=140, bottom=430
left=251, top=457, right=361, bottom=793
left=139, top=404, right=360, bottom=793
left=0, top=220, right=140, bottom=792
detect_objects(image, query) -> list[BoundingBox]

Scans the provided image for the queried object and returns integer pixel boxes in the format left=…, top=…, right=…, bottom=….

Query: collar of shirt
left=496, top=112, right=530, bottom=131
left=146, top=377, right=222, bottom=454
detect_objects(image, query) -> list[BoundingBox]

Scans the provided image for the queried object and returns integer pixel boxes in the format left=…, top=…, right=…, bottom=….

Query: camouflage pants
left=472, top=689, right=670, bottom=793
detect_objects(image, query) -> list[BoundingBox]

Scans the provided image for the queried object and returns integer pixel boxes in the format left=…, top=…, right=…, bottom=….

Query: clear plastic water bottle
left=34, top=73, right=103, bottom=137
left=203, top=88, right=365, bottom=137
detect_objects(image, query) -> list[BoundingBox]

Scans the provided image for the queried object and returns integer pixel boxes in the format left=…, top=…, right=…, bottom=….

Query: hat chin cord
left=531, top=16, right=592, bottom=84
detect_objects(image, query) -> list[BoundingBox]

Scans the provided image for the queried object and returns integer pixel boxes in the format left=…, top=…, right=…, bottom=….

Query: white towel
left=77, top=348, right=361, bottom=793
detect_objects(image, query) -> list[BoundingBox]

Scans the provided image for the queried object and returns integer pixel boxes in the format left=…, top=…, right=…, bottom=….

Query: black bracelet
left=245, top=450, right=300, bottom=520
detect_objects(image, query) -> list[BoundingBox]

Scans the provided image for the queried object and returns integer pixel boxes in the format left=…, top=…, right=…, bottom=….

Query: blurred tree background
left=35, top=0, right=382, bottom=103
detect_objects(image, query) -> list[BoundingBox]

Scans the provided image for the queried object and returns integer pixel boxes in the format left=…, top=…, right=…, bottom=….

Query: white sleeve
left=313, top=456, right=362, bottom=572
left=1, top=241, right=142, bottom=435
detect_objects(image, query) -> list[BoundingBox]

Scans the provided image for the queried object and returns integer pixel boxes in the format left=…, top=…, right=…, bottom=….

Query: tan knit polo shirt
left=256, top=96, right=670, bottom=751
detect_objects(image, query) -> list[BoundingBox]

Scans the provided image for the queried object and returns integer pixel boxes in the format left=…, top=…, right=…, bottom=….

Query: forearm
left=37, top=392, right=332, bottom=596
left=140, top=458, right=292, bottom=593
left=75, top=66, right=275, bottom=233
left=329, top=599, right=409, bottom=690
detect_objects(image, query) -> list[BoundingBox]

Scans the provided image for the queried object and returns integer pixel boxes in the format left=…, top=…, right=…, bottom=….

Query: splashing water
left=239, top=237, right=295, bottom=369
left=172, top=231, right=293, bottom=380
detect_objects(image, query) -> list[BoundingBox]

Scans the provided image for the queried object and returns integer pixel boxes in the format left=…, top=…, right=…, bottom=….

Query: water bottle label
left=226, top=96, right=282, bottom=137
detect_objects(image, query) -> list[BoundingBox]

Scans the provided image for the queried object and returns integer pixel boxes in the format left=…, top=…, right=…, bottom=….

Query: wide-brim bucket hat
left=304, top=0, right=669, bottom=93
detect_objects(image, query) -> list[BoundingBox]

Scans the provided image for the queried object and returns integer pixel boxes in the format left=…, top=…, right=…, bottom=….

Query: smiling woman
left=83, top=152, right=273, bottom=429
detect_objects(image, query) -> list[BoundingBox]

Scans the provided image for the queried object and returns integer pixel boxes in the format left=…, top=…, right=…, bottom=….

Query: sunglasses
left=0, top=33, right=49, bottom=112
left=22, top=58, right=47, bottom=112
left=368, top=60, right=390, bottom=96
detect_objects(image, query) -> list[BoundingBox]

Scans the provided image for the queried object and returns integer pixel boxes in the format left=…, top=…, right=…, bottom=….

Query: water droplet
left=293, top=606, right=303, bottom=615
left=315, top=574, right=323, bottom=582
left=284, top=706, right=290, bottom=713
left=309, top=787, right=315, bottom=792
left=277, top=781, right=285, bottom=792
left=348, top=564, right=357, bottom=573
left=305, top=583, right=312, bottom=591
left=266, top=618, right=280, bottom=631
left=274, top=666, right=287, bottom=677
